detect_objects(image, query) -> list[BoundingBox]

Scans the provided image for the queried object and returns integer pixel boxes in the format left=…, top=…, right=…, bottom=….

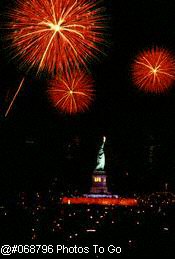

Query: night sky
left=0, top=0, right=175, bottom=197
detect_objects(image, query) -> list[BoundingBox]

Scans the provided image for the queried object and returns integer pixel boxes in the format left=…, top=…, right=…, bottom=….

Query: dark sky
left=0, top=0, right=175, bottom=196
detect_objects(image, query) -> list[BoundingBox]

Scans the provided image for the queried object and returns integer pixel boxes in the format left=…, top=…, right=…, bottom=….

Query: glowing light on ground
left=7, top=0, right=106, bottom=74
left=47, top=70, right=95, bottom=114
left=62, top=197, right=138, bottom=206
left=131, top=47, right=175, bottom=93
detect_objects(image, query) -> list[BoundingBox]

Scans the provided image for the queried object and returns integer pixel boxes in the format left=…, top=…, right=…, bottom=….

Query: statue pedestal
left=90, top=170, right=108, bottom=194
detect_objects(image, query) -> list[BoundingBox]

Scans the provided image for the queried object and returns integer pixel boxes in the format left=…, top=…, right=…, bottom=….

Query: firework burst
left=47, top=70, right=95, bottom=114
left=7, top=0, right=106, bottom=75
left=131, top=47, right=175, bottom=93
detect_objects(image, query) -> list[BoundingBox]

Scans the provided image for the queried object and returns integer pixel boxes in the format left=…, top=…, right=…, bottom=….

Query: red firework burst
left=131, top=47, right=175, bottom=93
left=47, top=70, right=95, bottom=114
left=7, top=0, right=106, bottom=74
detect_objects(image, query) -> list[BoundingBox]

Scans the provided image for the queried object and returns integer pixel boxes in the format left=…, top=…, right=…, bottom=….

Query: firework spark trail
left=7, top=0, right=106, bottom=75
left=47, top=70, right=95, bottom=114
left=5, top=77, right=25, bottom=117
left=132, top=47, right=175, bottom=93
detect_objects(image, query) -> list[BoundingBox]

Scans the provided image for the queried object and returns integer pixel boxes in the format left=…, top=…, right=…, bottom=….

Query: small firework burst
left=47, top=70, right=95, bottom=114
left=131, top=47, right=175, bottom=93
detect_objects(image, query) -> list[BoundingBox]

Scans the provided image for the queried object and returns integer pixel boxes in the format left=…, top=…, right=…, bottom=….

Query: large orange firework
left=47, top=70, right=95, bottom=114
left=7, top=0, right=106, bottom=75
left=132, top=47, right=175, bottom=93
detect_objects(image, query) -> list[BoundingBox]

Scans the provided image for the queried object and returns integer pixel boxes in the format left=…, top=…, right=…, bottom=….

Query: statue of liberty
left=95, top=136, right=106, bottom=171
left=90, top=136, right=108, bottom=194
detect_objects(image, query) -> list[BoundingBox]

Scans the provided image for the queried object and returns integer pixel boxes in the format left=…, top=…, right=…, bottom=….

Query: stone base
left=90, top=170, right=108, bottom=194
